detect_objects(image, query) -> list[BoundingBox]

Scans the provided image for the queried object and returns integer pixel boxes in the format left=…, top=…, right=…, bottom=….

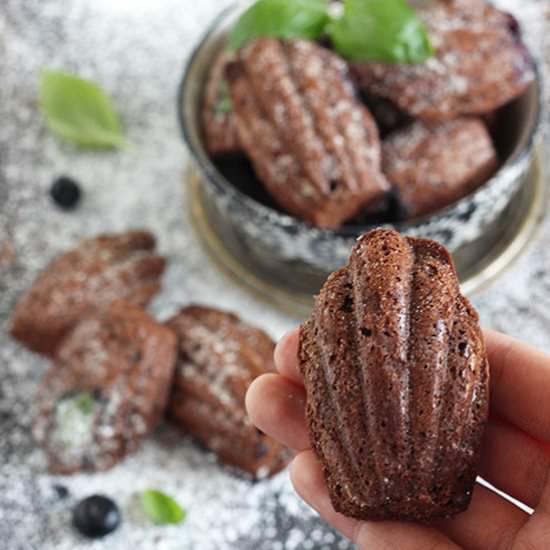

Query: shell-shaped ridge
left=10, top=230, right=165, bottom=356
left=225, top=38, right=389, bottom=228
left=299, top=229, right=489, bottom=521
left=167, top=305, right=291, bottom=479
left=33, top=301, right=177, bottom=475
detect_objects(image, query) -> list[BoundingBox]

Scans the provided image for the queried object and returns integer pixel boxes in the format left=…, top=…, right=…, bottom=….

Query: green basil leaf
left=328, top=0, right=433, bottom=64
left=229, top=0, right=330, bottom=50
left=39, top=69, right=128, bottom=149
left=71, top=392, right=95, bottom=415
left=214, top=79, right=233, bottom=114
left=141, top=489, right=186, bottom=525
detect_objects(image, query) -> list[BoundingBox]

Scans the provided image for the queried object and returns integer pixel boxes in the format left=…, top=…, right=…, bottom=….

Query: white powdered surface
left=0, top=1, right=549, bottom=549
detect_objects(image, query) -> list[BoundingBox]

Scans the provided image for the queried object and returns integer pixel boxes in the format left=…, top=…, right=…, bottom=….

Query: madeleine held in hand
left=246, top=243, right=550, bottom=548
left=299, top=229, right=489, bottom=522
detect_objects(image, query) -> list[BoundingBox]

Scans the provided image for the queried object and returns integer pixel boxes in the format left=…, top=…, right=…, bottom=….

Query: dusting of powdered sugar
left=1, top=0, right=550, bottom=549
left=177, top=322, right=247, bottom=410
left=382, top=118, right=496, bottom=189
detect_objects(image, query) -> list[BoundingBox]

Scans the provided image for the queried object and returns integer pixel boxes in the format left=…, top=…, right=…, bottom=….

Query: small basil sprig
left=39, top=69, right=128, bottom=150
left=228, top=0, right=433, bottom=64
left=328, top=0, right=433, bottom=63
left=140, top=489, right=186, bottom=525
left=229, top=0, right=330, bottom=50
left=214, top=80, right=233, bottom=114
left=70, top=392, right=96, bottom=414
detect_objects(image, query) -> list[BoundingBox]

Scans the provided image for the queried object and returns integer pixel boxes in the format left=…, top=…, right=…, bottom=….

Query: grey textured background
left=0, top=1, right=549, bottom=548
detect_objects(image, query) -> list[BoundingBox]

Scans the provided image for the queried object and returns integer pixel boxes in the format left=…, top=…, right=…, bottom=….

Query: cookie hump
left=382, top=117, right=498, bottom=218
left=226, top=38, right=390, bottom=228
left=299, top=229, right=489, bottom=521
left=352, top=0, right=534, bottom=121
left=10, top=230, right=165, bottom=356
left=167, top=305, right=291, bottom=479
left=33, top=301, right=177, bottom=475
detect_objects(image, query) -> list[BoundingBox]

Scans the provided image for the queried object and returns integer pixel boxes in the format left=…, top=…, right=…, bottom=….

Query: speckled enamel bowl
left=178, top=3, right=542, bottom=273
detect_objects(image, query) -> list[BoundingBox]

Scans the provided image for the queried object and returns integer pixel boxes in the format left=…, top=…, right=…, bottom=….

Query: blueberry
left=73, top=495, right=121, bottom=539
left=50, top=176, right=82, bottom=210
left=53, top=484, right=70, bottom=499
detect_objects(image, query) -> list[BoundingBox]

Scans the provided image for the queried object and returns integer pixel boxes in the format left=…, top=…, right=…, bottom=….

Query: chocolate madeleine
left=11, top=230, right=165, bottom=356
left=33, top=301, right=177, bottom=474
left=352, top=0, right=534, bottom=121
left=226, top=38, right=390, bottom=228
left=202, top=51, right=241, bottom=156
left=167, top=306, right=291, bottom=478
left=299, top=229, right=489, bottom=521
left=382, top=118, right=498, bottom=218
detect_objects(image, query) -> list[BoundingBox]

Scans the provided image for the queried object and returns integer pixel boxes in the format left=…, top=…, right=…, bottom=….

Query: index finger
left=485, top=328, right=550, bottom=442
left=274, top=327, right=302, bottom=385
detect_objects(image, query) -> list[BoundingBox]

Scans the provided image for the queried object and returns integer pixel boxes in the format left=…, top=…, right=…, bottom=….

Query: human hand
left=246, top=328, right=550, bottom=549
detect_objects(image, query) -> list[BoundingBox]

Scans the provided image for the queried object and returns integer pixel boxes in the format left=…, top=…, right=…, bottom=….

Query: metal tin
left=178, top=2, right=543, bottom=284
